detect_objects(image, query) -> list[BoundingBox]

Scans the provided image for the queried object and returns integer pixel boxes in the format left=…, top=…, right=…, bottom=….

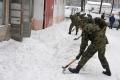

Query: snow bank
left=0, top=19, right=120, bottom=80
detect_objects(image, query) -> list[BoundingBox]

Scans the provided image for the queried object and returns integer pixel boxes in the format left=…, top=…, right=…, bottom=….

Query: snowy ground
left=0, top=19, right=120, bottom=80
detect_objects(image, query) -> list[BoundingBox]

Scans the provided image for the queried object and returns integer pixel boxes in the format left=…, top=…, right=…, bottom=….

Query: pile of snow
left=85, top=1, right=112, bottom=14
left=0, top=19, right=120, bottom=80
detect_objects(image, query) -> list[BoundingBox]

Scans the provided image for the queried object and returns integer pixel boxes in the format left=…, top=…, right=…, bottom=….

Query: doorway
left=9, top=0, right=33, bottom=41
left=9, top=0, right=23, bottom=41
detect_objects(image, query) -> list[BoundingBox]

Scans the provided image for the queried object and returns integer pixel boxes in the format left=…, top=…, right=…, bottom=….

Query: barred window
left=0, top=0, right=3, bottom=25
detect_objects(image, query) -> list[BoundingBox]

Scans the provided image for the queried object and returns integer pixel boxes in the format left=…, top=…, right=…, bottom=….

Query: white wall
left=53, top=0, right=65, bottom=23
left=53, top=0, right=58, bottom=19
left=33, top=0, right=44, bottom=20
left=33, top=0, right=44, bottom=30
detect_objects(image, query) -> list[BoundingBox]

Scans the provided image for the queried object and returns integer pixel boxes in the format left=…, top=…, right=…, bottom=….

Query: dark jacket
left=109, top=16, right=115, bottom=24
left=101, top=13, right=105, bottom=20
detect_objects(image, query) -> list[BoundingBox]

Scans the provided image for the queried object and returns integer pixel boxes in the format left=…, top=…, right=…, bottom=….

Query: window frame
left=0, top=0, right=4, bottom=25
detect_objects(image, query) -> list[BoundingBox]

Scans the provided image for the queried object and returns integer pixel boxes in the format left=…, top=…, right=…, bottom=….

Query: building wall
left=32, top=0, right=44, bottom=30
left=53, top=0, right=65, bottom=23
left=44, top=0, right=54, bottom=28
left=0, top=25, right=10, bottom=41
left=0, top=0, right=10, bottom=42
left=33, top=0, right=65, bottom=30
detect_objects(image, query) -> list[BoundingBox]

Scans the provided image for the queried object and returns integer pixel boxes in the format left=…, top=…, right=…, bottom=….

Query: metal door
left=44, top=0, right=54, bottom=28
left=22, top=0, right=33, bottom=37
left=9, top=0, right=23, bottom=41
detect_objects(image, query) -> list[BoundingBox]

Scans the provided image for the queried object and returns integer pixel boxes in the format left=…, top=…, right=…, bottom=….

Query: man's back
left=82, top=22, right=107, bottom=49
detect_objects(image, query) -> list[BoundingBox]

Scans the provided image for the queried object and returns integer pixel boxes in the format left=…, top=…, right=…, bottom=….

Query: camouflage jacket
left=70, top=14, right=81, bottom=26
left=80, top=23, right=107, bottom=53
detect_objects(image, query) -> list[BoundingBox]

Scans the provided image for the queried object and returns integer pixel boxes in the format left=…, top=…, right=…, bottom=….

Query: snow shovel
left=62, top=59, right=76, bottom=73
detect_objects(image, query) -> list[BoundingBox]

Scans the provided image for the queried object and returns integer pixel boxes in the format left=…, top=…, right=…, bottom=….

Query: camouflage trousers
left=78, top=44, right=110, bottom=70
left=68, top=23, right=79, bottom=35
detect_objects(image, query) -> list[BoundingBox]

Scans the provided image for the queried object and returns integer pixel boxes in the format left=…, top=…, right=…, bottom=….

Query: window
left=0, top=0, right=3, bottom=25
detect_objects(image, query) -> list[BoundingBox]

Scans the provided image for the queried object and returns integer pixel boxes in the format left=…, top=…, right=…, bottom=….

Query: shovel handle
left=74, top=35, right=81, bottom=40
left=64, top=59, right=76, bottom=68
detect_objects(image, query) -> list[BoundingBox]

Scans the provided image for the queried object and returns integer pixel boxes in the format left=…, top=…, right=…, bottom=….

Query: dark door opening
left=9, top=0, right=33, bottom=41
left=9, top=0, right=23, bottom=41
left=22, top=0, right=33, bottom=37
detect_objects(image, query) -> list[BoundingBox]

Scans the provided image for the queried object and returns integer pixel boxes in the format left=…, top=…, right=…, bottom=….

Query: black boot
left=68, top=32, right=71, bottom=35
left=102, top=68, right=111, bottom=76
left=68, top=65, right=81, bottom=73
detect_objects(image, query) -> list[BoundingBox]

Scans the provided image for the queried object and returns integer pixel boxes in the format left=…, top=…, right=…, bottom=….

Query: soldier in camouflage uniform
left=68, top=13, right=86, bottom=35
left=73, top=14, right=94, bottom=40
left=116, top=12, right=120, bottom=30
left=68, top=12, right=80, bottom=35
left=87, top=14, right=92, bottom=20
left=79, top=13, right=86, bottom=19
left=116, top=19, right=120, bottom=30
left=68, top=17, right=111, bottom=76
left=101, top=13, right=105, bottom=20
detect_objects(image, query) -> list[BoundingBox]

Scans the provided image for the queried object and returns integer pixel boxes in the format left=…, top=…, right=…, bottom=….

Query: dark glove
left=76, top=53, right=82, bottom=60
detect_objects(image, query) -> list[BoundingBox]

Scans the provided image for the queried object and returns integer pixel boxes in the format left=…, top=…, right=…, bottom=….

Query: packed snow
left=0, top=19, right=120, bottom=80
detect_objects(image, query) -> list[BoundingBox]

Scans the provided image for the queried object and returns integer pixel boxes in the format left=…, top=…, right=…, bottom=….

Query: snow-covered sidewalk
left=0, top=19, right=120, bottom=80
